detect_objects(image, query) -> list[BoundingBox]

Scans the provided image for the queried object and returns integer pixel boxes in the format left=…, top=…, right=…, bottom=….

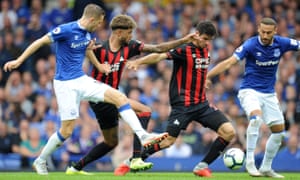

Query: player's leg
left=115, top=99, right=153, bottom=175
left=129, top=100, right=154, bottom=171
left=238, top=89, right=263, bottom=176
left=141, top=134, right=177, bottom=161
left=34, top=120, right=75, bottom=175
left=129, top=99, right=152, bottom=158
left=104, top=87, right=156, bottom=143
left=33, top=79, right=79, bottom=175
left=84, top=77, right=168, bottom=147
left=67, top=103, right=118, bottom=175
left=67, top=127, right=118, bottom=175
left=193, top=108, right=234, bottom=178
left=258, top=94, right=285, bottom=178
left=141, top=106, right=187, bottom=160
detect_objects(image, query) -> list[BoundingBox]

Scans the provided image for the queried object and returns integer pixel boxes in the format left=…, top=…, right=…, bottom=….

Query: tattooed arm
left=142, top=33, right=196, bottom=53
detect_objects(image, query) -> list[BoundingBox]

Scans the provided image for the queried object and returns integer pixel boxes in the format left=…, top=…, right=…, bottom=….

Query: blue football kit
left=234, top=35, right=300, bottom=93
left=48, top=21, right=91, bottom=81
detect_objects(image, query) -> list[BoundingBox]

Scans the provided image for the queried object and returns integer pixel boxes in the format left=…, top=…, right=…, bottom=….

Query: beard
left=120, top=38, right=129, bottom=46
left=261, top=37, right=273, bottom=45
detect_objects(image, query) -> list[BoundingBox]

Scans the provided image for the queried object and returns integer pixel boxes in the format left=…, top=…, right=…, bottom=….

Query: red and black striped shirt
left=91, top=40, right=144, bottom=89
left=166, top=43, right=210, bottom=107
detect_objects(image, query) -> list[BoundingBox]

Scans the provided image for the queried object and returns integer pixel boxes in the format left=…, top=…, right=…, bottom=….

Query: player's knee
left=226, top=127, right=236, bottom=141
left=270, top=123, right=285, bottom=133
left=218, top=122, right=236, bottom=141
left=105, top=138, right=118, bottom=147
left=60, top=120, right=76, bottom=138
left=141, top=105, right=152, bottom=113
left=249, top=115, right=263, bottom=128
left=60, top=128, right=73, bottom=138
left=143, top=107, right=152, bottom=114
left=116, top=93, right=129, bottom=107
left=271, top=131, right=285, bottom=144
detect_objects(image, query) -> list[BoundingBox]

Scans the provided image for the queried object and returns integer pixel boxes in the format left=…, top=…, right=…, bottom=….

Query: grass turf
left=0, top=172, right=299, bottom=180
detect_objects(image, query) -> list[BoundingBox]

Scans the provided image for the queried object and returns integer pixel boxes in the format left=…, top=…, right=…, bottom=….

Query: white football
left=223, top=148, right=245, bottom=170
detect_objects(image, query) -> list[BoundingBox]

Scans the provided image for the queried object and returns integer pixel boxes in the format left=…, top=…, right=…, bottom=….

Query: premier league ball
left=223, top=148, right=245, bottom=170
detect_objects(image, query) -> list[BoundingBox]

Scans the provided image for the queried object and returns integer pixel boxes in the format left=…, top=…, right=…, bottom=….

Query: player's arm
left=86, top=49, right=110, bottom=75
left=127, top=53, right=167, bottom=71
left=206, top=55, right=238, bottom=88
left=207, top=55, right=238, bottom=79
left=142, top=33, right=196, bottom=53
left=3, top=35, right=51, bottom=72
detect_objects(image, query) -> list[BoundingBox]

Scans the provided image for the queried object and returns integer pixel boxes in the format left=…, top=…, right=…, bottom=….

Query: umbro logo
left=173, top=119, right=180, bottom=125
left=70, top=108, right=76, bottom=116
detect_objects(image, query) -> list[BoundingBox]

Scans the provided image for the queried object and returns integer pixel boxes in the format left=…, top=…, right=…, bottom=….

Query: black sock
left=141, top=143, right=161, bottom=161
left=73, top=142, right=113, bottom=170
left=202, top=136, right=229, bottom=165
left=132, top=112, right=151, bottom=158
left=132, top=134, right=142, bottom=158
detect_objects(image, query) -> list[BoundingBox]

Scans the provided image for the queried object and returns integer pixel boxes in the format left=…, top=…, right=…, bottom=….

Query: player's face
left=119, top=29, right=133, bottom=45
left=258, top=23, right=276, bottom=45
left=194, top=33, right=212, bottom=48
left=88, top=16, right=104, bottom=32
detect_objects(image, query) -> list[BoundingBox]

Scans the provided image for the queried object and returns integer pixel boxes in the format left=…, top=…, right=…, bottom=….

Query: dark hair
left=110, top=14, right=137, bottom=31
left=196, top=21, right=217, bottom=39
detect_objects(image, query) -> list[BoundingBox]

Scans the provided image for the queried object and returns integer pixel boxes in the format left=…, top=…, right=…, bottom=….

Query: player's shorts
left=53, top=75, right=111, bottom=121
left=90, top=102, right=119, bottom=129
left=238, top=88, right=284, bottom=126
left=166, top=101, right=229, bottom=137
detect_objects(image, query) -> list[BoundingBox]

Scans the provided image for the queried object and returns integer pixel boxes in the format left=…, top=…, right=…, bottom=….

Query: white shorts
left=237, top=89, right=284, bottom=126
left=53, top=75, right=111, bottom=121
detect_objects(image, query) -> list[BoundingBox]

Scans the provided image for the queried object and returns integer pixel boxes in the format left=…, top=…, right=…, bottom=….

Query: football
left=223, top=148, right=245, bottom=170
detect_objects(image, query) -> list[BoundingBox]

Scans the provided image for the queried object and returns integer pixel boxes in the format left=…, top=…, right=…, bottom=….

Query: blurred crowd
left=0, top=0, right=300, bottom=171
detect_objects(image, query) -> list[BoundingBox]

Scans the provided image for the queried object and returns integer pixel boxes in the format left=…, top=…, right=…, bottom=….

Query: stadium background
left=0, top=0, right=299, bottom=172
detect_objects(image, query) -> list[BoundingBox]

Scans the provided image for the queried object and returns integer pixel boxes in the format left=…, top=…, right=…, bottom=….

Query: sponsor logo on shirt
left=71, top=41, right=89, bottom=48
left=255, top=59, right=279, bottom=66
left=194, top=52, right=210, bottom=69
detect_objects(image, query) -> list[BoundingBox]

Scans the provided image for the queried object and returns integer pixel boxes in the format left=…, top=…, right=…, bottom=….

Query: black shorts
left=166, top=101, right=229, bottom=137
left=89, top=102, right=119, bottom=130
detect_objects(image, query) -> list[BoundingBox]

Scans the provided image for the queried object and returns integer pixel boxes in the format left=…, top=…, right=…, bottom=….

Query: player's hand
left=184, top=32, right=199, bottom=42
left=87, top=38, right=102, bottom=50
left=126, top=61, right=139, bottom=71
left=3, top=60, right=21, bottom=72
left=99, top=63, right=111, bottom=75
left=205, top=78, right=212, bottom=89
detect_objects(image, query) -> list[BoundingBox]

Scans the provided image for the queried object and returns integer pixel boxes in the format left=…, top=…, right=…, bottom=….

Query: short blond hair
left=260, top=17, right=277, bottom=27
left=82, top=4, right=105, bottom=19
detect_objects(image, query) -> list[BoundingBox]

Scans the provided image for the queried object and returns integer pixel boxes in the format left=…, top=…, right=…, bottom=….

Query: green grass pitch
left=0, top=172, right=299, bottom=180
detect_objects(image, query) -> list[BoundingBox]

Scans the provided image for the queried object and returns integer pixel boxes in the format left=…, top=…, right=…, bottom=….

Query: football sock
left=132, top=134, right=142, bottom=158
left=246, top=116, right=262, bottom=163
left=260, top=132, right=284, bottom=171
left=119, top=104, right=148, bottom=138
left=141, top=143, right=162, bottom=161
left=73, top=142, right=113, bottom=170
left=132, top=112, right=151, bottom=158
left=39, top=131, right=65, bottom=160
left=202, top=136, right=229, bottom=165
